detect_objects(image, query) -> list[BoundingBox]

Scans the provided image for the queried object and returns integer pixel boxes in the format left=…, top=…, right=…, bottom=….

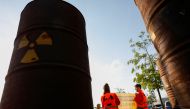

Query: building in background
left=116, top=93, right=136, bottom=109
left=94, top=93, right=137, bottom=109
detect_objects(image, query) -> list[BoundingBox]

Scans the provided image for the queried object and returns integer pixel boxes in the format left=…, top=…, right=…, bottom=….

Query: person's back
left=101, top=83, right=120, bottom=109
left=134, top=84, right=148, bottom=109
left=101, top=93, right=120, bottom=109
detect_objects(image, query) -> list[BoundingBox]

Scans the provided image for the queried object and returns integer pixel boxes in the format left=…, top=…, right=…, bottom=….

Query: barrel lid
left=17, top=0, right=86, bottom=43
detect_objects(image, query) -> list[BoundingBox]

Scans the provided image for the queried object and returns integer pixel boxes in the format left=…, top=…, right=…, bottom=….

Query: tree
left=127, top=31, right=164, bottom=108
left=148, top=90, right=157, bottom=107
left=115, top=88, right=126, bottom=93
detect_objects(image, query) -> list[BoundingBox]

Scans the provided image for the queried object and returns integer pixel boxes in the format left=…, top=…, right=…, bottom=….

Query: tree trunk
left=157, top=88, right=165, bottom=109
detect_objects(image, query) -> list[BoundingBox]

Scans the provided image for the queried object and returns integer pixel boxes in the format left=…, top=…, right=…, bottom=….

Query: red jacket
left=134, top=89, right=148, bottom=109
left=101, top=93, right=120, bottom=109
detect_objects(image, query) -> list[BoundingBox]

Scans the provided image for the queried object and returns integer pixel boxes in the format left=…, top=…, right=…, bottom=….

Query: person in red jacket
left=134, top=84, right=148, bottom=109
left=101, top=83, right=120, bottom=109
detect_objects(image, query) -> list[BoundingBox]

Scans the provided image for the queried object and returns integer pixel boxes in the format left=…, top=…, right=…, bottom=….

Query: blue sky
left=0, top=0, right=166, bottom=106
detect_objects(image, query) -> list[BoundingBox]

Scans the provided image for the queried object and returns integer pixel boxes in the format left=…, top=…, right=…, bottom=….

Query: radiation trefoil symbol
left=17, top=32, right=53, bottom=64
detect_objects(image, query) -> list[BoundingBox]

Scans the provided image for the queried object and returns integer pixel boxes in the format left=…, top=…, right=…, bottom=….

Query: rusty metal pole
left=0, top=0, right=93, bottom=109
left=156, top=59, right=178, bottom=108
left=135, top=0, right=190, bottom=108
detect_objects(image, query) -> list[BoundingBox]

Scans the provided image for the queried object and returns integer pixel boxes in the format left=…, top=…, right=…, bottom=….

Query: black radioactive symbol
left=18, top=32, right=53, bottom=63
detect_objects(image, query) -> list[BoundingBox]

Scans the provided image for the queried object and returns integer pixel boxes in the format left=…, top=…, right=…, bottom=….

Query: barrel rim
left=6, top=62, right=92, bottom=81
left=23, top=0, right=86, bottom=23
left=17, top=0, right=86, bottom=38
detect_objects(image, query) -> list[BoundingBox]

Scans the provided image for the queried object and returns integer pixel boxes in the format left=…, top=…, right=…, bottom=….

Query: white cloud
left=0, top=37, right=14, bottom=101
left=89, top=55, right=136, bottom=105
left=0, top=6, right=18, bottom=101
left=89, top=55, right=168, bottom=105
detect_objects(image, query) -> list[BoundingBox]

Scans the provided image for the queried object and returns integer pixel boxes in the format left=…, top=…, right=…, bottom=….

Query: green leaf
left=131, top=68, right=135, bottom=74
left=127, top=31, right=163, bottom=93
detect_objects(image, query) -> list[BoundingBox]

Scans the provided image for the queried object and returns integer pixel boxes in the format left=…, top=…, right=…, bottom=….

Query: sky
left=0, top=0, right=166, bottom=106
